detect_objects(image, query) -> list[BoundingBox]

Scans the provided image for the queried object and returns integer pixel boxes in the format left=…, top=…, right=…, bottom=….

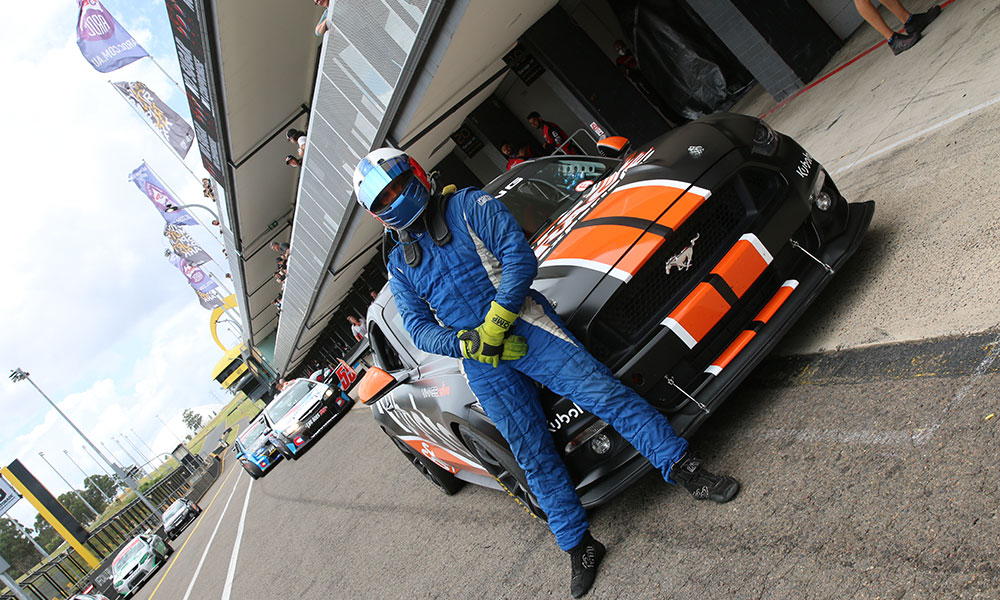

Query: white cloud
left=0, top=2, right=241, bottom=527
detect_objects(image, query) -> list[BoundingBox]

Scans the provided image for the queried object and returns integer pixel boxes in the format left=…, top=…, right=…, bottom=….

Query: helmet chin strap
left=392, top=182, right=456, bottom=268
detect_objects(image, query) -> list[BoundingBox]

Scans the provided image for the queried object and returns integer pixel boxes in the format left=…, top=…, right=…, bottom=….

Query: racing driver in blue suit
left=354, top=148, right=740, bottom=598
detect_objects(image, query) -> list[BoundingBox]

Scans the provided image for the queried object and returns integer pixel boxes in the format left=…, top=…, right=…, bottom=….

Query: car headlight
left=324, top=388, right=334, bottom=398
left=282, top=422, right=301, bottom=436
left=752, top=120, right=779, bottom=156
left=565, top=420, right=611, bottom=454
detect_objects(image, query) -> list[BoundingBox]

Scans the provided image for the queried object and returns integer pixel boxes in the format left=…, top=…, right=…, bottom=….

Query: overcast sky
left=1, top=1, right=239, bottom=527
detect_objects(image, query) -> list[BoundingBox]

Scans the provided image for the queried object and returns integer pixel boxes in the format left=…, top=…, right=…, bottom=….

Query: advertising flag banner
left=128, top=162, right=197, bottom=225
left=113, top=82, right=195, bottom=157
left=168, top=253, right=222, bottom=309
left=76, top=0, right=149, bottom=73
left=164, top=224, right=211, bottom=266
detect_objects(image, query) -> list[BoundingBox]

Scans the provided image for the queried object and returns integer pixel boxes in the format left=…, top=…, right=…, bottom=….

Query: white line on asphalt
left=220, top=478, right=253, bottom=600
left=182, top=472, right=244, bottom=600
left=832, top=92, right=1000, bottom=174
left=757, top=427, right=918, bottom=446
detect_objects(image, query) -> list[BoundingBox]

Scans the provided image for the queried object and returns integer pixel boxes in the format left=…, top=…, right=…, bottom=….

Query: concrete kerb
left=729, top=0, right=1000, bottom=356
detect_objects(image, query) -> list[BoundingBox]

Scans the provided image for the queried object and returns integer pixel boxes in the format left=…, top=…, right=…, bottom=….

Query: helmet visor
left=357, top=154, right=411, bottom=210
left=370, top=171, right=413, bottom=215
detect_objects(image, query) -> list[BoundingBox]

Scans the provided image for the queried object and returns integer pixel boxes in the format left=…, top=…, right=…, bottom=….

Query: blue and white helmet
left=353, top=148, right=431, bottom=230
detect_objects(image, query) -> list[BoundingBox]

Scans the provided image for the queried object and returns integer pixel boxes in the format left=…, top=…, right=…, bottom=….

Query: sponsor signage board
left=164, top=0, right=225, bottom=183
left=0, top=475, right=19, bottom=517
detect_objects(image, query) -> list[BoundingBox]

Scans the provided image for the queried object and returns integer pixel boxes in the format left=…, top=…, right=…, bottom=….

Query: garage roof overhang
left=271, top=0, right=558, bottom=374
left=201, top=0, right=326, bottom=355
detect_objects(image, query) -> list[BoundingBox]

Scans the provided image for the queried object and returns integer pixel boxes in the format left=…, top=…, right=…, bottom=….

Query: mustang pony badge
left=665, top=234, right=700, bottom=275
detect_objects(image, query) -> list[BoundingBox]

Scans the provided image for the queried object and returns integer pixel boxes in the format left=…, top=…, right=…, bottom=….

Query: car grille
left=589, top=177, right=749, bottom=361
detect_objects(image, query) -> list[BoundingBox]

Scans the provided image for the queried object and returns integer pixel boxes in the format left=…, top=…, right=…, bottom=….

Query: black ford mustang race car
left=358, top=113, right=874, bottom=515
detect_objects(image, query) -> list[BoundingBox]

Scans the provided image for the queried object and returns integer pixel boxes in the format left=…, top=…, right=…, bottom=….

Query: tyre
left=165, top=543, right=174, bottom=556
left=240, top=461, right=262, bottom=479
left=458, top=425, right=547, bottom=521
left=389, top=436, right=464, bottom=495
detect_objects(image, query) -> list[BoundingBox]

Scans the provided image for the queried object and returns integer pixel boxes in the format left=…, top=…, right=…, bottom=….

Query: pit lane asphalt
left=126, top=331, right=1000, bottom=599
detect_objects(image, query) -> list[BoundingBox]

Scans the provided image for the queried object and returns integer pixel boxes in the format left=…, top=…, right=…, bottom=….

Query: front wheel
left=458, top=425, right=546, bottom=521
left=389, top=436, right=464, bottom=495
left=240, top=462, right=262, bottom=480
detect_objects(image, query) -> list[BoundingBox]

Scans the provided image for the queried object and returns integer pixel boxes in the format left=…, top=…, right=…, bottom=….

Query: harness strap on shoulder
left=398, top=229, right=422, bottom=267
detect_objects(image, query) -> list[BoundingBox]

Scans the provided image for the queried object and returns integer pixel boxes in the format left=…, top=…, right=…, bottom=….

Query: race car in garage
left=232, top=414, right=281, bottom=479
left=263, top=378, right=354, bottom=459
left=357, top=112, right=874, bottom=516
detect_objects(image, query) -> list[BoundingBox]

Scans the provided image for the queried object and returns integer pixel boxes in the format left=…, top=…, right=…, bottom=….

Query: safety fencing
left=1, top=456, right=222, bottom=600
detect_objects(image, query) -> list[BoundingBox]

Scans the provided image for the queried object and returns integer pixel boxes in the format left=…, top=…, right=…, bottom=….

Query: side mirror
left=596, top=136, right=631, bottom=159
left=358, top=366, right=405, bottom=405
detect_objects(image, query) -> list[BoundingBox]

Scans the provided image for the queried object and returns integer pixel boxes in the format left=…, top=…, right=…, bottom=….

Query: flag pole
left=147, top=56, right=185, bottom=96
left=109, top=80, right=204, bottom=187
left=143, top=160, right=224, bottom=247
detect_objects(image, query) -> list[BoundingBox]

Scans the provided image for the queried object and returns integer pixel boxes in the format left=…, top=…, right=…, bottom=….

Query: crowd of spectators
left=272, top=241, right=290, bottom=312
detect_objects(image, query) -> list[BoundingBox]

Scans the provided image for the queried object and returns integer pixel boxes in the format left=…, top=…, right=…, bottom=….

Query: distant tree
left=182, top=409, right=204, bottom=433
left=55, top=491, right=99, bottom=523
left=84, top=473, right=122, bottom=499
left=0, top=517, right=43, bottom=577
left=32, top=516, right=61, bottom=554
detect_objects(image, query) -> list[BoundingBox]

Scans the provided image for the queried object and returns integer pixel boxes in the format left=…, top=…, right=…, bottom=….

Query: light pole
left=114, top=438, right=145, bottom=478
left=130, top=428, right=156, bottom=456
left=63, top=450, right=111, bottom=504
left=37, top=451, right=99, bottom=519
left=121, top=433, right=152, bottom=469
left=155, top=414, right=185, bottom=445
left=10, top=369, right=161, bottom=517
left=5, top=517, right=49, bottom=560
left=80, top=444, right=112, bottom=478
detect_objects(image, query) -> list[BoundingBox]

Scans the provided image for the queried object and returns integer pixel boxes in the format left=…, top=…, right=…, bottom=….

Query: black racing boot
left=669, top=454, right=740, bottom=503
left=904, top=5, right=942, bottom=35
left=888, top=31, right=921, bottom=55
left=569, top=531, right=606, bottom=598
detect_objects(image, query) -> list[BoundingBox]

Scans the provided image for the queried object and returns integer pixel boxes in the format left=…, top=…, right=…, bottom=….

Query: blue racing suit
left=387, top=188, right=688, bottom=551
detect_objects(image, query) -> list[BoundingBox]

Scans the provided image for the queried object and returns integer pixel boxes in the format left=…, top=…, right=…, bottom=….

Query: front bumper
left=274, top=395, right=354, bottom=456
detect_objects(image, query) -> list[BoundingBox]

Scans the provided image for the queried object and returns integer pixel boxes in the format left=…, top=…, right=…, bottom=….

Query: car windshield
left=162, top=501, right=185, bottom=521
left=484, top=157, right=617, bottom=240
left=266, top=381, right=316, bottom=422
left=113, top=539, right=146, bottom=574
left=239, top=419, right=268, bottom=444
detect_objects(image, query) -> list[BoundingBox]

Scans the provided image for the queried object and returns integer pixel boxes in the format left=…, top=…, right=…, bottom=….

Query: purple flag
left=76, top=0, right=149, bottom=73
left=128, top=162, right=197, bottom=225
left=163, top=224, right=212, bottom=266
left=168, top=253, right=222, bottom=309
left=113, top=81, right=195, bottom=158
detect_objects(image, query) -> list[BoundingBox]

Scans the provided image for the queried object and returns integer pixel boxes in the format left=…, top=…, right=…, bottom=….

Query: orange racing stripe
left=661, top=283, right=730, bottom=349
left=711, top=235, right=772, bottom=297
left=704, top=280, right=799, bottom=375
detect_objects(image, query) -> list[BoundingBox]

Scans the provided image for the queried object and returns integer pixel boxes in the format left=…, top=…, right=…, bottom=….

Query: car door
left=367, top=296, right=489, bottom=477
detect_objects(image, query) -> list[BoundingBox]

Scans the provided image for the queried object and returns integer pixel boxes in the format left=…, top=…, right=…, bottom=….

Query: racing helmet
left=353, top=148, right=431, bottom=229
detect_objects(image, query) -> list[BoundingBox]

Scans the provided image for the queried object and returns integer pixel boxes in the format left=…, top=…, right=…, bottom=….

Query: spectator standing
left=527, top=111, right=580, bottom=155
left=348, top=315, right=367, bottom=341
left=853, top=1, right=941, bottom=55
left=287, top=128, right=307, bottom=157
left=313, top=0, right=330, bottom=36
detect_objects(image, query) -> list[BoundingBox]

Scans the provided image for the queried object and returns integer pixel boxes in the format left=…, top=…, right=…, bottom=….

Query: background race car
left=359, top=113, right=873, bottom=517
left=233, top=414, right=282, bottom=479
left=263, top=378, right=354, bottom=460
left=111, top=533, right=172, bottom=598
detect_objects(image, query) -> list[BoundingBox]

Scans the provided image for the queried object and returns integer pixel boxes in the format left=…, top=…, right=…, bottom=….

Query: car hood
left=531, top=122, right=739, bottom=324
left=273, top=389, right=325, bottom=431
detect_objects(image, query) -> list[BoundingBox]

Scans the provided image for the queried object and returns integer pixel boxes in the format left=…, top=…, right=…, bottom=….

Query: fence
left=1, top=456, right=222, bottom=600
